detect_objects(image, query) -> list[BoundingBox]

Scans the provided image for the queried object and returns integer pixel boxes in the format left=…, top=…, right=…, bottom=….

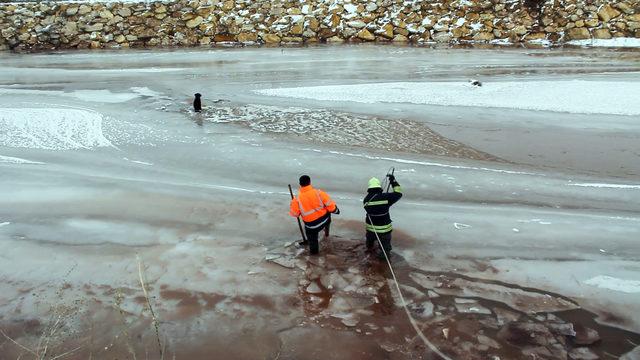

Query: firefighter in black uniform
left=363, top=174, right=403, bottom=260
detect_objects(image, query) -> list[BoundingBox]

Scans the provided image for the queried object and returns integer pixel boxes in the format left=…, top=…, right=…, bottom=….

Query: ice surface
left=0, top=108, right=112, bottom=150
left=1, top=46, right=640, bottom=357
left=255, top=81, right=640, bottom=115
left=584, top=276, right=640, bottom=294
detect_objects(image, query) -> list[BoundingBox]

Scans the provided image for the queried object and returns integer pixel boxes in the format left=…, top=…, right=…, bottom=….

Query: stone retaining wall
left=1, top=0, right=639, bottom=51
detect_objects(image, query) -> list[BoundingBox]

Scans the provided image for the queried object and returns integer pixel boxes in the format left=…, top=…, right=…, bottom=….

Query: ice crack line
left=301, top=148, right=542, bottom=176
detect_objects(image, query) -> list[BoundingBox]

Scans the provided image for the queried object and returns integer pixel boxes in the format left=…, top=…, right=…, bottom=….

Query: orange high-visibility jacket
left=289, top=185, right=336, bottom=223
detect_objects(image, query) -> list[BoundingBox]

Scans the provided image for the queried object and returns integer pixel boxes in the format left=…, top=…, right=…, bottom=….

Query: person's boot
left=377, top=250, right=391, bottom=261
left=366, top=239, right=374, bottom=251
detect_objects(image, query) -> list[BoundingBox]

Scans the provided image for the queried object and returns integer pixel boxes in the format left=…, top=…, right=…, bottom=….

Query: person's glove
left=333, top=207, right=341, bottom=215
left=387, top=174, right=396, bottom=182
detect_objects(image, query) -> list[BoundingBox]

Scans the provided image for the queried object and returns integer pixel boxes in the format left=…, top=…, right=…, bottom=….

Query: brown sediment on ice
left=2, top=238, right=640, bottom=360
left=202, top=104, right=501, bottom=162
left=265, top=236, right=640, bottom=360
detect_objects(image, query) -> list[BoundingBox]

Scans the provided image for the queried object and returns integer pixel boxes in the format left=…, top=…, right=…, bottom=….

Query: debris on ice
left=409, top=300, right=434, bottom=318
left=455, top=303, right=492, bottom=315
left=265, top=253, right=296, bottom=268
left=455, top=298, right=477, bottom=304
left=410, top=272, right=578, bottom=313
left=306, top=282, right=323, bottom=294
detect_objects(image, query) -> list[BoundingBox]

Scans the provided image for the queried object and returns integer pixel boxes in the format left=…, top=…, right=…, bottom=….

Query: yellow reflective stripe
left=393, top=186, right=402, bottom=193
left=364, top=200, right=389, bottom=206
left=366, top=223, right=393, bottom=233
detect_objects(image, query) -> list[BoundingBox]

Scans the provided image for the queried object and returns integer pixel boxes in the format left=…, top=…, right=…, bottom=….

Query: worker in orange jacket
left=289, top=175, right=340, bottom=255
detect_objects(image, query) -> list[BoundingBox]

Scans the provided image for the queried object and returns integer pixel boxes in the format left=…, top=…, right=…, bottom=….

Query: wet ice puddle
left=263, top=235, right=640, bottom=359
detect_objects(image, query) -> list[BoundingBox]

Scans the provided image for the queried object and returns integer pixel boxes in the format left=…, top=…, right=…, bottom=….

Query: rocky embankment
left=0, top=0, right=639, bottom=51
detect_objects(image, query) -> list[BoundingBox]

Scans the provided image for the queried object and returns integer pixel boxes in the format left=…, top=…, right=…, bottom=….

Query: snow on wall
left=0, top=0, right=638, bottom=51
left=0, top=108, right=113, bottom=150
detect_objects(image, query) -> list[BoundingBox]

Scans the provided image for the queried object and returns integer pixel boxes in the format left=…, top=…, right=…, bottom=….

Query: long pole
left=386, top=167, right=395, bottom=193
left=288, top=184, right=307, bottom=243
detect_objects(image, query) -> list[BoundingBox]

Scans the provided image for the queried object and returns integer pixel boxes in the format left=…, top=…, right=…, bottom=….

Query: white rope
left=367, top=214, right=454, bottom=360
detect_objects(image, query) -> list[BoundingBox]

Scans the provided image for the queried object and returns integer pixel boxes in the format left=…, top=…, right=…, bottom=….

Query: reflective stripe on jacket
left=363, top=182, right=402, bottom=233
left=290, top=185, right=337, bottom=223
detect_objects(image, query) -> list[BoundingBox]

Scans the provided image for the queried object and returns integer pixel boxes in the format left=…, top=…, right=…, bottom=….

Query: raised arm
left=386, top=175, right=403, bottom=206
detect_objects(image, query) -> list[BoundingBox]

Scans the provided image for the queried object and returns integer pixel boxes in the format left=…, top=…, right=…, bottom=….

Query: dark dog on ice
left=193, top=93, right=202, bottom=112
left=469, top=79, right=482, bottom=87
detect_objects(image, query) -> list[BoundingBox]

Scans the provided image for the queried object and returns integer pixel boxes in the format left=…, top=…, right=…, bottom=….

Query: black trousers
left=366, top=231, right=392, bottom=256
left=305, top=218, right=331, bottom=255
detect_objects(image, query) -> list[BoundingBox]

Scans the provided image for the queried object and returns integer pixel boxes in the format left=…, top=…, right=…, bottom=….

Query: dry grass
left=2, top=256, right=169, bottom=359
left=137, top=254, right=164, bottom=360
left=0, top=285, right=84, bottom=359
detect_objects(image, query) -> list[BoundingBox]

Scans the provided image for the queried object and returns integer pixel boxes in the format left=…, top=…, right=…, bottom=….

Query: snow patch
left=344, top=3, right=358, bottom=13
left=255, top=81, right=640, bottom=116
left=454, top=223, right=471, bottom=229
left=568, top=183, right=640, bottom=189
left=123, top=157, right=153, bottom=166
left=490, top=38, right=513, bottom=46
left=584, top=276, right=640, bottom=294
left=69, top=89, right=139, bottom=103
left=527, top=39, right=552, bottom=47
left=0, top=155, right=45, bottom=164
left=0, top=87, right=152, bottom=103
left=469, top=22, right=483, bottom=31
left=567, top=38, right=640, bottom=48
left=131, top=87, right=162, bottom=97
left=0, top=108, right=113, bottom=150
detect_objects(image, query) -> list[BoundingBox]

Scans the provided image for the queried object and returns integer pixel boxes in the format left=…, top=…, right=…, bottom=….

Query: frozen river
left=1, top=45, right=640, bottom=359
